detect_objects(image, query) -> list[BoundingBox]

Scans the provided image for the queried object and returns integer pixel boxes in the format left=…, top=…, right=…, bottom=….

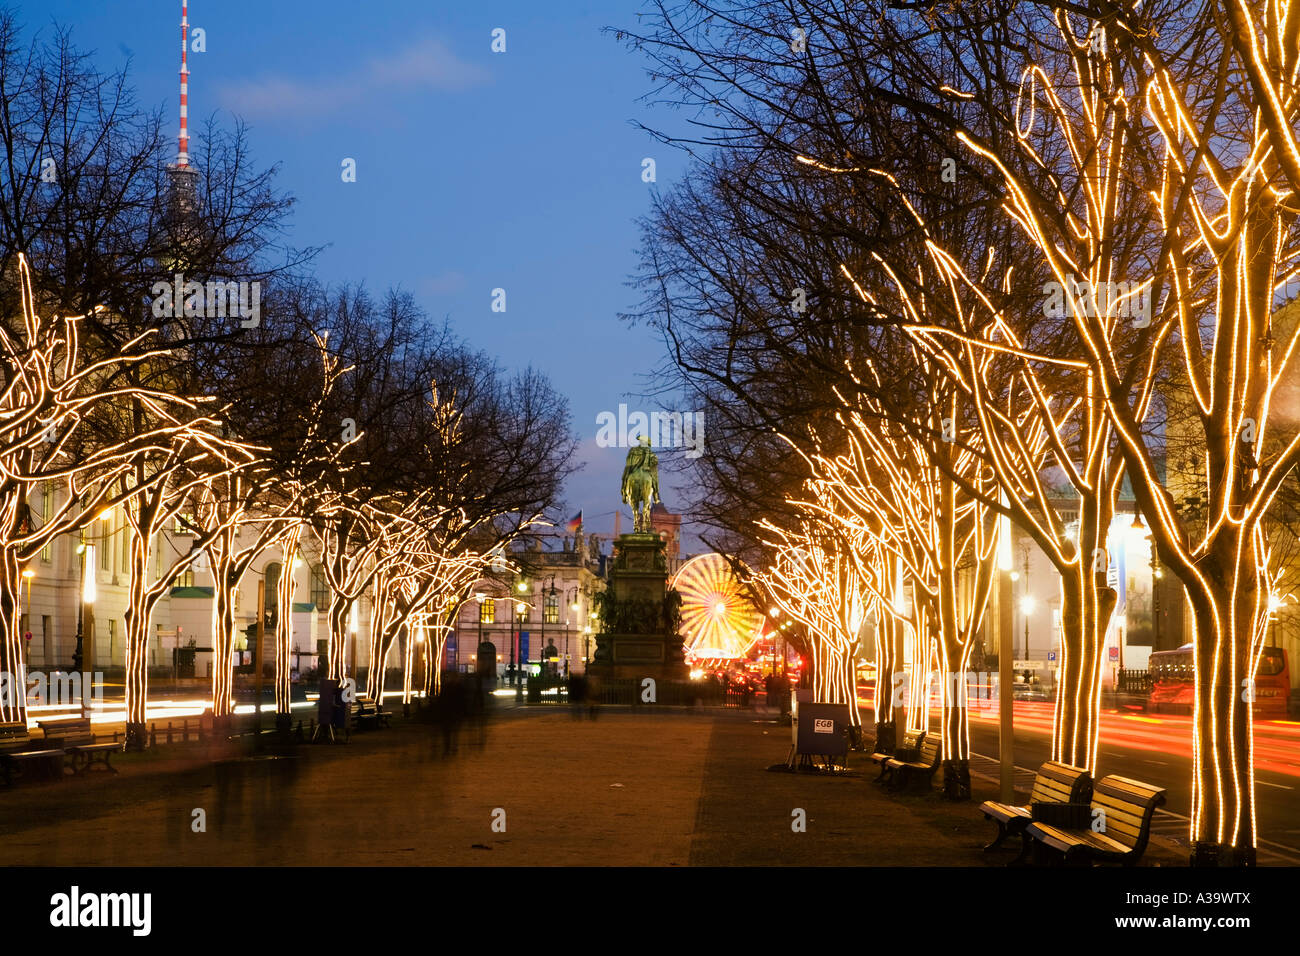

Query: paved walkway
left=0, top=708, right=1186, bottom=866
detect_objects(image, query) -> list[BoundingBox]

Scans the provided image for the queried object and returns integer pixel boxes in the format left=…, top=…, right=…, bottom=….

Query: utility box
left=792, top=696, right=849, bottom=756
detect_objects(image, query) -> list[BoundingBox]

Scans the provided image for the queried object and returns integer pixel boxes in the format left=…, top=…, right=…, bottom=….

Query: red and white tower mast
left=177, top=0, right=190, bottom=167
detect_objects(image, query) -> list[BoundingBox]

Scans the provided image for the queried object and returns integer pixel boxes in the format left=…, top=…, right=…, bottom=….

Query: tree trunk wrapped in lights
left=0, top=256, right=208, bottom=722
left=933, top=3, right=1300, bottom=863
left=755, top=519, right=865, bottom=734
left=116, top=418, right=259, bottom=749
left=800, top=391, right=999, bottom=800
left=847, top=234, right=1126, bottom=773
left=273, top=525, right=301, bottom=728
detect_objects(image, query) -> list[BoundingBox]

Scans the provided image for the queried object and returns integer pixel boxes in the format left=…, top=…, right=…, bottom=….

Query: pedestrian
left=436, top=673, right=466, bottom=756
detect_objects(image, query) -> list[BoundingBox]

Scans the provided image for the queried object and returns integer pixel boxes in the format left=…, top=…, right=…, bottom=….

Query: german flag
left=565, top=511, right=582, bottom=533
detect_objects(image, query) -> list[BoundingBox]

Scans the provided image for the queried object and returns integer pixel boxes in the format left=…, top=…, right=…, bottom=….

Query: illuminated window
left=173, top=567, right=194, bottom=589
left=480, top=598, right=496, bottom=624
left=544, top=591, right=559, bottom=625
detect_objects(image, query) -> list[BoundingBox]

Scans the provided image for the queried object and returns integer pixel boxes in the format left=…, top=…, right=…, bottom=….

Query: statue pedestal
left=589, top=533, right=688, bottom=683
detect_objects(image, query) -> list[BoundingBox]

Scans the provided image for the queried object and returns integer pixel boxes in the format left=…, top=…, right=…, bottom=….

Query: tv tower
left=177, top=0, right=190, bottom=167
left=167, top=1, right=199, bottom=219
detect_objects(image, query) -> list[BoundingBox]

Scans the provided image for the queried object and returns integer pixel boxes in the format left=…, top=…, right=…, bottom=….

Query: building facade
left=449, top=530, right=606, bottom=678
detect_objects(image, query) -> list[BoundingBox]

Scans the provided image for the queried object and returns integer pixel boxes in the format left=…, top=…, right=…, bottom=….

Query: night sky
left=31, top=0, right=700, bottom=549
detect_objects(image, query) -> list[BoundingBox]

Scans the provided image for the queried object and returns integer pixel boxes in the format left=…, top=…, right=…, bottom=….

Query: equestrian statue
left=620, top=435, right=661, bottom=533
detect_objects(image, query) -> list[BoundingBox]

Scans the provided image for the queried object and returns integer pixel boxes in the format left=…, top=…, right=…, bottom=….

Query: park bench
left=351, top=696, right=391, bottom=731
left=980, top=761, right=1092, bottom=856
left=885, top=734, right=942, bottom=792
left=37, top=718, right=119, bottom=776
left=1024, top=774, right=1166, bottom=866
left=872, top=730, right=923, bottom=785
left=0, top=721, right=64, bottom=787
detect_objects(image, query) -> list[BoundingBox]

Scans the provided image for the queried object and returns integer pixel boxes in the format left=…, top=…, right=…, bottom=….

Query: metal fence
left=1117, top=668, right=1151, bottom=695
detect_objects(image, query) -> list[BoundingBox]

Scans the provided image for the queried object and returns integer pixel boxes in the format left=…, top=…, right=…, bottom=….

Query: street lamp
left=70, top=510, right=111, bottom=719
left=348, top=600, right=359, bottom=678
left=565, top=587, right=581, bottom=676
left=20, top=568, right=33, bottom=666
left=1019, top=594, right=1034, bottom=666
left=79, top=542, right=98, bottom=718
left=474, top=591, right=485, bottom=675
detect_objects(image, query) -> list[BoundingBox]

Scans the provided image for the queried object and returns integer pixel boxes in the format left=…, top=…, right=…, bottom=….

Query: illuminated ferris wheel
left=672, top=553, right=766, bottom=660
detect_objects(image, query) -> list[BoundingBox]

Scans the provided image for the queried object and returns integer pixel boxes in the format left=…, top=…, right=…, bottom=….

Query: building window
left=544, top=591, right=559, bottom=625
left=310, top=564, right=329, bottom=610
left=516, top=602, right=530, bottom=624
left=264, top=562, right=281, bottom=630
left=173, top=567, right=194, bottom=589
left=480, top=598, right=496, bottom=625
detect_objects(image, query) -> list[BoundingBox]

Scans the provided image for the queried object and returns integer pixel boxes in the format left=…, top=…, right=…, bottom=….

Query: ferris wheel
left=671, top=553, right=766, bottom=660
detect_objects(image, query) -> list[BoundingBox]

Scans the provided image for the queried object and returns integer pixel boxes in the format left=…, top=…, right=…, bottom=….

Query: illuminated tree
left=754, top=516, right=866, bottom=732
left=909, top=0, right=1300, bottom=864
left=0, top=255, right=229, bottom=723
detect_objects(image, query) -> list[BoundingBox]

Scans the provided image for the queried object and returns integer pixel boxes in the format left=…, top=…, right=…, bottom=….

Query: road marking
left=1256, top=779, right=1294, bottom=790
left=1143, top=759, right=1168, bottom=766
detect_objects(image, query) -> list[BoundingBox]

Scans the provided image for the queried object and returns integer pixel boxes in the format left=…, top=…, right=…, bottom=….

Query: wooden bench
left=1025, top=774, right=1167, bottom=866
left=351, top=697, right=391, bottom=731
left=885, top=734, right=942, bottom=792
left=980, top=761, right=1092, bottom=855
left=37, top=718, right=119, bottom=776
left=872, top=730, right=923, bottom=785
left=0, top=721, right=64, bottom=787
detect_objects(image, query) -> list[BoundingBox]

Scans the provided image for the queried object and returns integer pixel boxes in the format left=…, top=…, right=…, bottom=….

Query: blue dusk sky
left=26, top=0, right=705, bottom=551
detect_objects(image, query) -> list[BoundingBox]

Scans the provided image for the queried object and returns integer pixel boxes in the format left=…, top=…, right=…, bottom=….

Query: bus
left=1149, top=644, right=1291, bottom=718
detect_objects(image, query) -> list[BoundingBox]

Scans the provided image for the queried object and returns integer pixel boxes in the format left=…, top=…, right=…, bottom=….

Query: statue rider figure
left=620, top=435, right=661, bottom=533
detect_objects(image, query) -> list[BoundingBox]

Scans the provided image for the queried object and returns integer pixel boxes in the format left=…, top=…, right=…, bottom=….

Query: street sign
left=1014, top=660, right=1045, bottom=670
left=1109, top=646, right=1119, bottom=661
left=1047, top=651, right=1057, bottom=662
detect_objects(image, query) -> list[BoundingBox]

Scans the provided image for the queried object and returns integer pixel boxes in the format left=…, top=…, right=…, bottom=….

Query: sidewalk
left=0, top=708, right=1186, bottom=866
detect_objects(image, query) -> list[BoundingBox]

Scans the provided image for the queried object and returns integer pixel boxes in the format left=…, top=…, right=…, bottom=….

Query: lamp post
left=566, top=587, right=581, bottom=677
left=997, top=501, right=1015, bottom=803
left=1020, top=547, right=1032, bottom=664
left=1125, top=512, right=1148, bottom=676
left=540, top=575, right=556, bottom=678
left=514, top=579, right=528, bottom=685
left=348, top=599, right=359, bottom=680
left=20, top=568, right=33, bottom=668
left=1150, top=546, right=1162, bottom=650
left=1020, top=594, right=1034, bottom=675
left=79, top=543, right=97, bottom=719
